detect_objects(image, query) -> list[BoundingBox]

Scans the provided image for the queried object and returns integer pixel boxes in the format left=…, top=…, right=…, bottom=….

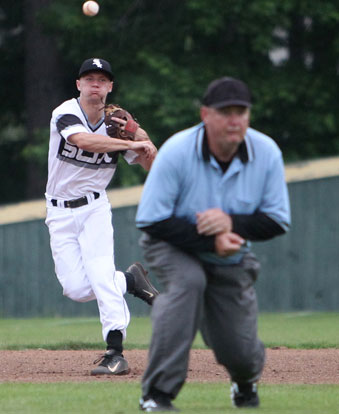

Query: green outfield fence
left=0, top=157, right=339, bottom=317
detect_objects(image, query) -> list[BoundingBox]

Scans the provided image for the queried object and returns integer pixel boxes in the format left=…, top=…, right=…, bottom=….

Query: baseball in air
left=82, top=1, right=100, bottom=17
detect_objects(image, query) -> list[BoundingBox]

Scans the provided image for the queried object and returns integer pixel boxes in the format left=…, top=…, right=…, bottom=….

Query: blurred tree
left=0, top=0, right=27, bottom=201
left=0, top=0, right=67, bottom=200
left=24, top=0, right=67, bottom=198
left=0, top=0, right=339, bottom=202
left=35, top=0, right=339, bottom=160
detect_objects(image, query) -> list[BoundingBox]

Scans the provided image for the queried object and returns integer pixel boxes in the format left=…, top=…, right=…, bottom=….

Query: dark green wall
left=254, top=176, right=339, bottom=311
left=0, top=176, right=338, bottom=317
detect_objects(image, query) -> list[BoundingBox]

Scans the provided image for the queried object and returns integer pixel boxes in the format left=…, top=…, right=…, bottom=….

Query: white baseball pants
left=45, top=192, right=130, bottom=341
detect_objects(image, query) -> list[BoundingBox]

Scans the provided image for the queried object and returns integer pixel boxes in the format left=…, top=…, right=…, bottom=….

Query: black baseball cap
left=202, top=77, right=251, bottom=108
left=78, top=58, right=114, bottom=80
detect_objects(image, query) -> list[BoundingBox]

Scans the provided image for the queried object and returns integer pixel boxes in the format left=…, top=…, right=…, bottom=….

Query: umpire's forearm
left=139, top=217, right=215, bottom=253
left=230, top=212, right=287, bottom=241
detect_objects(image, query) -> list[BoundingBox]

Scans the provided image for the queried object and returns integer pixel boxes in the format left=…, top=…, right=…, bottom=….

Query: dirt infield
left=1, top=348, right=338, bottom=383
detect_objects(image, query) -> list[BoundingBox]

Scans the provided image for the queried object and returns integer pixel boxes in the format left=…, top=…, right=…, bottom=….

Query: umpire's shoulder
left=246, top=127, right=282, bottom=157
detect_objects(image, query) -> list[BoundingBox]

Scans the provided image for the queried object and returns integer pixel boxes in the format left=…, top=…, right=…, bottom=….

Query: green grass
left=0, top=312, right=338, bottom=350
left=1, top=313, right=338, bottom=413
left=258, top=312, right=339, bottom=348
left=0, top=383, right=338, bottom=414
left=0, top=317, right=152, bottom=350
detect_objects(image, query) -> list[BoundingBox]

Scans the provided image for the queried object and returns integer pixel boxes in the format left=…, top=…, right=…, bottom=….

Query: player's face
left=76, top=72, right=113, bottom=103
left=202, top=105, right=250, bottom=145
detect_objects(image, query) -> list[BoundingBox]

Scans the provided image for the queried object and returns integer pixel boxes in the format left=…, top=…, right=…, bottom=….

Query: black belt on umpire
left=51, top=192, right=100, bottom=208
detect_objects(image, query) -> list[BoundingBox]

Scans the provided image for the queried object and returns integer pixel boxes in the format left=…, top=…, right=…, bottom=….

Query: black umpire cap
left=202, top=77, right=252, bottom=108
left=78, top=58, right=114, bottom=80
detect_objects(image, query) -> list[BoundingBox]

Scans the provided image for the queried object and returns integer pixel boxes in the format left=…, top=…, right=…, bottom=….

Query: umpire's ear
left=200, top=105, right=210, bottom=122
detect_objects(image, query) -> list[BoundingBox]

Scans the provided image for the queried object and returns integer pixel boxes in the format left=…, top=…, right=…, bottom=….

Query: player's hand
left=196, top=208, right=232, bottom=235
left=110, top=113, right=150, bottom=142
left=129, top=140, right=157, bottom=170
left=215, top=231, right=244, bottom=256
left=132, top=140, right=157, bottom=158
left=129, top=139, right=150, bottom=152
left=110, top=116, right=125, bottom=125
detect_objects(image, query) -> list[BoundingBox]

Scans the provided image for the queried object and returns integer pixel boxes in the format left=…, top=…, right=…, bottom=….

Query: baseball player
left=45, top=58, right=158, bottom=375
left=136, top=77, right=291, bottom=410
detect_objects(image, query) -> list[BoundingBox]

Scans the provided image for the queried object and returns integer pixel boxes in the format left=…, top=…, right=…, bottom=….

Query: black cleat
left=139, top=395, right=179, bottom=412
left=230, top=382, right=260, bottom=408
left=126, top=262, right=159, bottom=305
left=90, top=350, right=130, bottom=375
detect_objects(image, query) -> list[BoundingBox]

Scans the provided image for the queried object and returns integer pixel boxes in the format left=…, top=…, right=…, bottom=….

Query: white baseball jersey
left=46, top=97, right=136, bottom=200
left=45, top=97, right=133, bottom=341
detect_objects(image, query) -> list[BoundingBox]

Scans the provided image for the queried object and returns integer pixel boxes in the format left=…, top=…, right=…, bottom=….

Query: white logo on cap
left=93, top=59, right=103, bottom=68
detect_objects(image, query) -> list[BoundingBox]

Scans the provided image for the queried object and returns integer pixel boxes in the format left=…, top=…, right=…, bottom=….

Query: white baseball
left=82, top=1, right=100, bottom=17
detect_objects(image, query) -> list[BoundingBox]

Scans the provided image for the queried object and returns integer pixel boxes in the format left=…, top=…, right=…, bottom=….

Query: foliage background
left=1, top=0, right=339, bottom=203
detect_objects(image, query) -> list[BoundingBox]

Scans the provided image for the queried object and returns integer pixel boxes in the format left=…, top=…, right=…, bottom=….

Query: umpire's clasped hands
left=196, top=208, right=244, bottom=256
left=196, top=208, right=232, bottom=235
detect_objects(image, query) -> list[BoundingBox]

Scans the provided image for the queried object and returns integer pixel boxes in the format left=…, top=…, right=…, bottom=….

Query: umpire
left=136, top=76, right=291, bottom=411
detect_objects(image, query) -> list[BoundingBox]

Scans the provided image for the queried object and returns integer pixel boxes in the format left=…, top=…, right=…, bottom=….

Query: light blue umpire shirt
left=136, top=122, right=291, bottom=265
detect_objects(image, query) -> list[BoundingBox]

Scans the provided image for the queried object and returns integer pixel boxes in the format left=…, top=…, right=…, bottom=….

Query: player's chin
left=90, top=92, right=101, bottom=98
left=88, top=95, right=104, bottom=104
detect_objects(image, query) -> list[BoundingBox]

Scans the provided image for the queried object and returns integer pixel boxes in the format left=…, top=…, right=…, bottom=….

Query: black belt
left=51, top=192, right=100, bottom=208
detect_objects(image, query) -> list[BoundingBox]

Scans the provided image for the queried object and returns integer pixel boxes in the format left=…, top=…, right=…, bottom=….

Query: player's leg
left=78, top=197, right=130, bottom=375
left=45, top=208, right=95, bottom=302
left=139, top=233, right=206, bottom=411
left=201, top=252, right=265, bottom=408
left=78, top=198, right=130, bottom=337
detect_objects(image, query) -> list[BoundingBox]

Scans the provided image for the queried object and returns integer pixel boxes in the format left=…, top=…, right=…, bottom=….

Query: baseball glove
left=104, top=104, right=139, bottom=140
